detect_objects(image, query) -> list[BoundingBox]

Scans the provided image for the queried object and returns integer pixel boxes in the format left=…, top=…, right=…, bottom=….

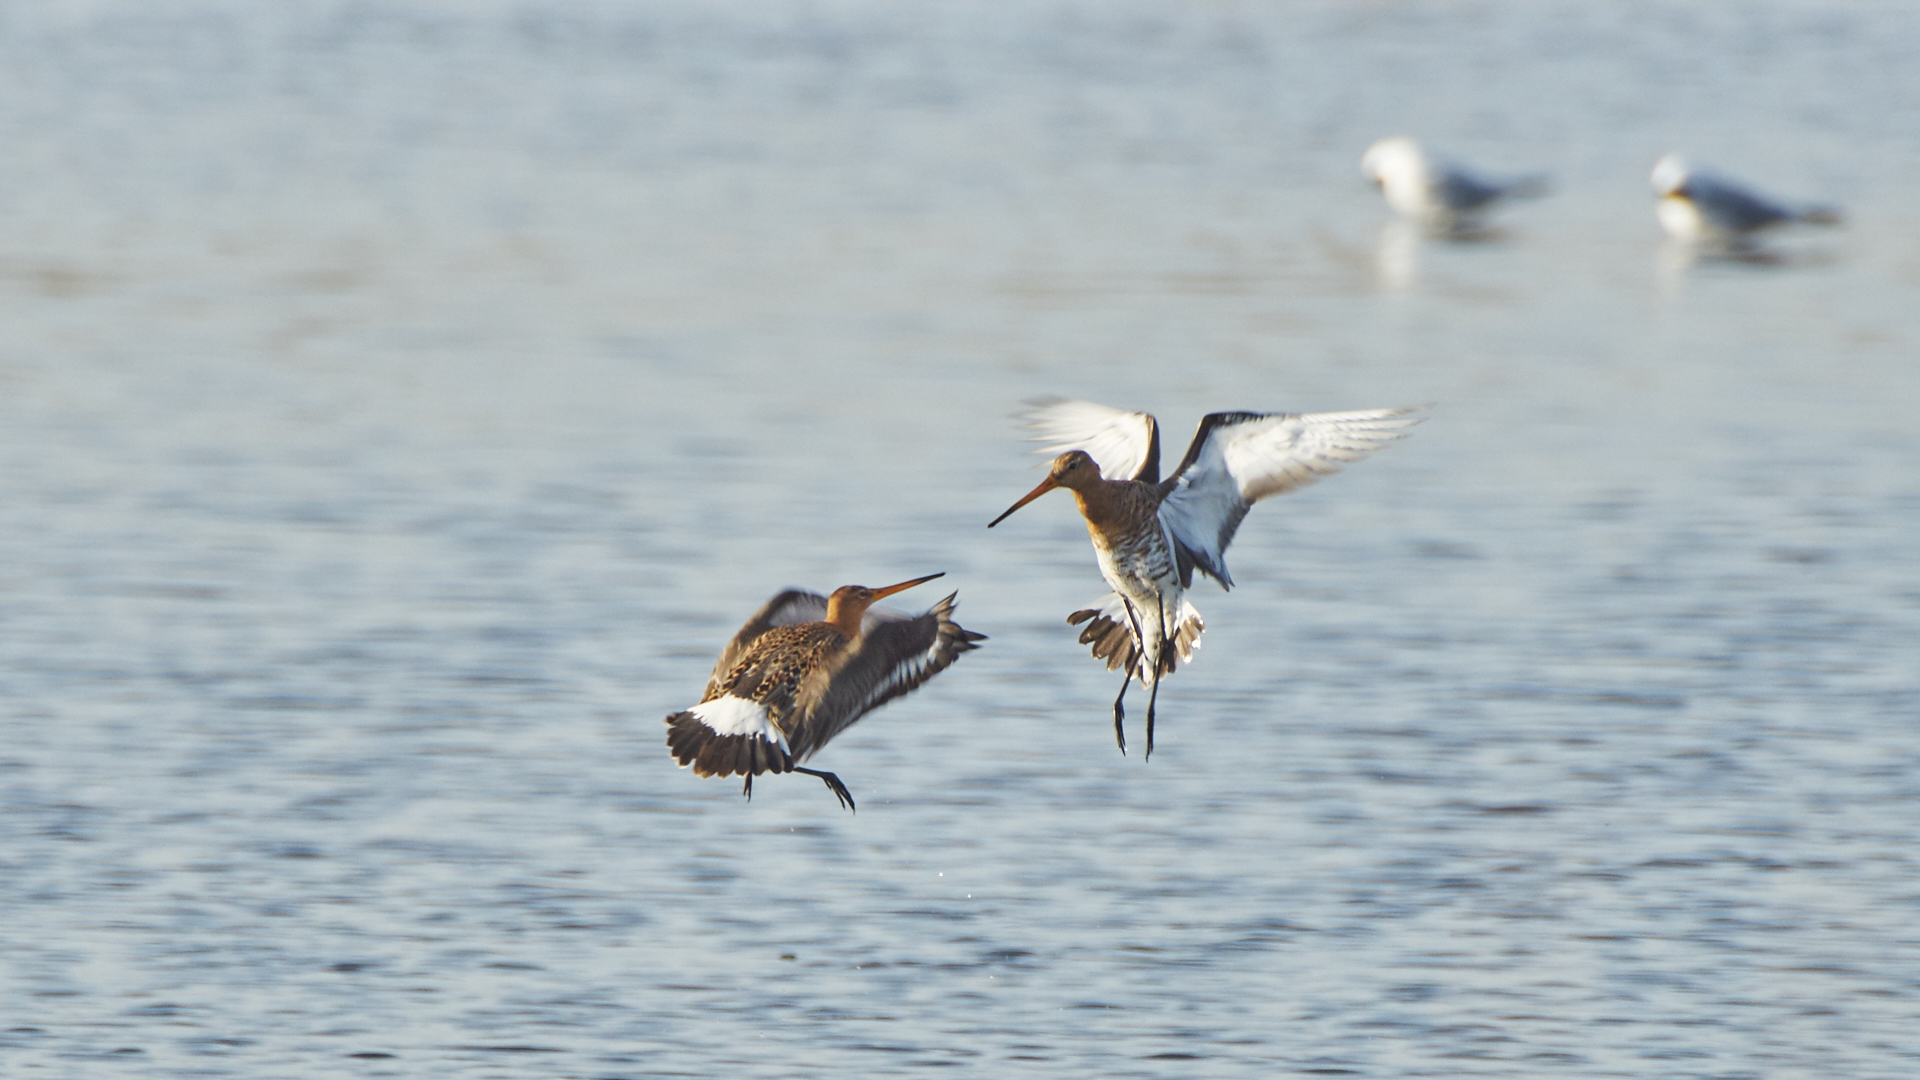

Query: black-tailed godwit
left=988, top=399, right=1425, bottom=757
left=665, top=573, right=985, bottom=811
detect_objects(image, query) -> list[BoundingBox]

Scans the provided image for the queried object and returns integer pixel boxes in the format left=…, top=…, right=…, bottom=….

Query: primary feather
left=1160, top=406, right=1427, bottom=588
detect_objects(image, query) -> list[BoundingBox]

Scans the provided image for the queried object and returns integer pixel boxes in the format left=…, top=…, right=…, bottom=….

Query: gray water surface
left=3, top=2, right=1918, bottom=1077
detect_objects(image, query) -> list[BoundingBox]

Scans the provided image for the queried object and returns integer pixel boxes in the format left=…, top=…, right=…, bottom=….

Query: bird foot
left=795, top=767, right=856, bottom=813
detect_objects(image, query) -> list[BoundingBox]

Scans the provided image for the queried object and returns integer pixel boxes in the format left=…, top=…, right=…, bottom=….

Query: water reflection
left=1654, top=239, right=1697, bottom=296
left=1375, top=219, right=1515, bottom=289
left=1376, top=217, right=1422, bottom=288
left=1656, top=237, right=1845, bottom=296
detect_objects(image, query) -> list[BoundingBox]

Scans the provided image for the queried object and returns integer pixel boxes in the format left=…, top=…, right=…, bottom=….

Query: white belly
left=1384, top=175, right=1436, bottom=221
left=1657, top=195, right=1708, bottom=242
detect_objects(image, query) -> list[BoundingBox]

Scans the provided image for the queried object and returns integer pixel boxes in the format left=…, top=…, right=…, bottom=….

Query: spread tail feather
left=1067, top=594, right=1204, bottom=686
left=666, top=710, right=794, bottom=779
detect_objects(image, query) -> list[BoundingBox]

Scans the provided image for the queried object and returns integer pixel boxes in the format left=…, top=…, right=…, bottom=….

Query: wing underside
left=1161, top=405, right=1426, bottom=587
left=1021, top=398, right=1162, bottom=483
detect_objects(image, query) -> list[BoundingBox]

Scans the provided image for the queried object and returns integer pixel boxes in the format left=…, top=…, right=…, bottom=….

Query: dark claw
left=795, top=767, right=856, bottom=813
left=741, top=773, right=753, bottom=801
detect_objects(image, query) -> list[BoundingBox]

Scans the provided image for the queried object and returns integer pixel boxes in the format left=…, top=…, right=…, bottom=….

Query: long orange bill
left=987, top=477, right=1058, bottom=528
left=870, top=572, right=945, bottom=600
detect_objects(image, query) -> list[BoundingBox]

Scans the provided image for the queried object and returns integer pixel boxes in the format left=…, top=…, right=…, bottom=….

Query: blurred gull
left=1651, top=153, right=1841, bottom=250
left=1362, top=136, right=1549, bottom=235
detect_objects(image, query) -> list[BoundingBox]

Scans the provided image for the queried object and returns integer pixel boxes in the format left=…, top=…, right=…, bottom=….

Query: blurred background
left=2, top=2, right=1916, bottom=1076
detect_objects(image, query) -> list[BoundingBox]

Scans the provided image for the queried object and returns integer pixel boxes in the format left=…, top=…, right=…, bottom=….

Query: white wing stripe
left=839, top=635, right=948, bottom=719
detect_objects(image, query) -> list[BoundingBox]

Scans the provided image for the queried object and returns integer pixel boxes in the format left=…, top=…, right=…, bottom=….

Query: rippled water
left=3, top=2, right=1918, bottom=1076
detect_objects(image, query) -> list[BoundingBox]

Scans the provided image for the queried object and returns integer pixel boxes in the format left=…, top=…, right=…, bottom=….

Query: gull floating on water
left=665, top=573, right=984, bottom=811
left=988, top=399, right=1425, bottom=757
left=1362, top=136, right=1549, bottom=234
left=1650, top=154, right=1841, bottom=249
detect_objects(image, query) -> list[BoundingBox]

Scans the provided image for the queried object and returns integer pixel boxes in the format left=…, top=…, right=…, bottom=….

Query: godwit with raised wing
left=665, top=573, right=985, bottom=811
left=988, top=399, right=1425, bottom=757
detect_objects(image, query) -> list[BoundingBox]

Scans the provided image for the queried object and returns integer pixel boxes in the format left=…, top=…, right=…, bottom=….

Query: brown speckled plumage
left=665, top=576, right=985, bottom=810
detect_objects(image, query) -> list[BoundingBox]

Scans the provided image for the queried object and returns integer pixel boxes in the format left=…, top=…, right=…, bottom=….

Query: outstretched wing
left=788, top=591, right=986, bottom=761
left=1160, top=406, right=1427, bottom=588
left=1020, top=398, right=1162, bottom=483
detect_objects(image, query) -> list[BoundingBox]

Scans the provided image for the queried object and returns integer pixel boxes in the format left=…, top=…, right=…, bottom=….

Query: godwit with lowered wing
left=666, top=573, right=985, bottom=811
left=988, top=399, right=1425, bottom=757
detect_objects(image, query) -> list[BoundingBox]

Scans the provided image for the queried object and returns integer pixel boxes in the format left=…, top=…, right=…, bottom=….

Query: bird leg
left=1143, top=673, right=1164, bottom=762
left=1112, top=597, right=1150, bottom=757
left=741, top=772, right=753, bottom=801
left=794, top=767, right=856, bottom=813
left=1144, top=674, right=1160, bottom=761
left=1144, top=595, right=1166, bottom=762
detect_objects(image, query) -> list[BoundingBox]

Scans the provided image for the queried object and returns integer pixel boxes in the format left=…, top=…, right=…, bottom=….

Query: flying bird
left=1362, top=136, right=1549, bottom=234
left=665, top=573, right=985, bottom=811
left=989, top=400, right=1425, bottom=757
left=1650, top=153, right=1841, bottom=249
